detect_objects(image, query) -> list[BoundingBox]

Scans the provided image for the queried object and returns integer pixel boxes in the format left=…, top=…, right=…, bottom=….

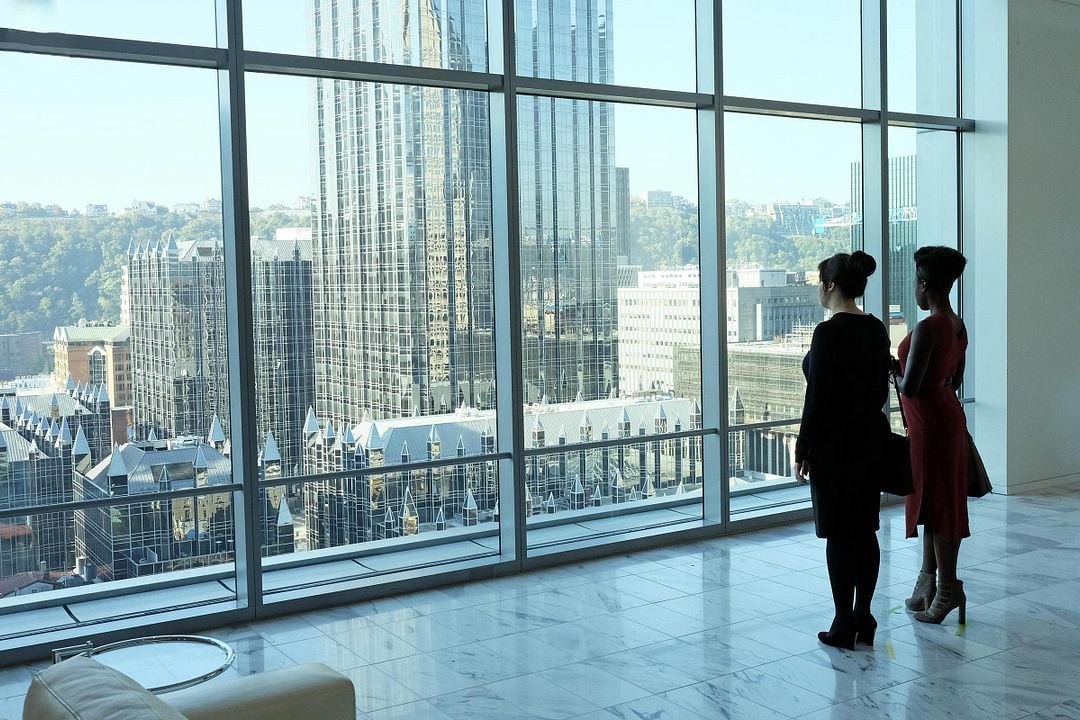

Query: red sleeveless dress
left=898, top=313, right=970, bottom=542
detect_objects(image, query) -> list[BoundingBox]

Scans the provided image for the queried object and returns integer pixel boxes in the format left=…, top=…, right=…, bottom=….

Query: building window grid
left=0, top=0, right=965, bottom=627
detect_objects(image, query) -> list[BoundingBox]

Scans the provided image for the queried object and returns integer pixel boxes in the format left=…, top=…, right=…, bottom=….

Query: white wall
left=964, top=0, right=1080, bottom=493
left=1005, top=0, right=1080, bottom=491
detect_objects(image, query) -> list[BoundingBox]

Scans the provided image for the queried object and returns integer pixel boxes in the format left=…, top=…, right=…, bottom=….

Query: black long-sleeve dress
left=795, top=313, right=892, bottom=538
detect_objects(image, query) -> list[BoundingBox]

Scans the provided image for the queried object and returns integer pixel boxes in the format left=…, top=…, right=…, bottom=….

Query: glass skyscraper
left=310, top=0, right=494, bottom=427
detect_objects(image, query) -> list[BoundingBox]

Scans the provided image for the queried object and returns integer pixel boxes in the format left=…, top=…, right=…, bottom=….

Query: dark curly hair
left=818, top=251, right=877, bottom=299
left=915, top=246, right=967, bottom=293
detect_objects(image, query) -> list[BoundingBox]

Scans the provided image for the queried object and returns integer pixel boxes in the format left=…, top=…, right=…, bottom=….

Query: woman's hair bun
left=849, top=250, right=877, bottom=279
left=914, top=246, right=967, bottom=291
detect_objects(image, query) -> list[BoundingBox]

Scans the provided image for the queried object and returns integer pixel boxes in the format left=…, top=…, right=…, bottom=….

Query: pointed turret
left=545, top=492, right=557, bottom=514
left=426, top=424, right=441, bottom=459
left=322, top=419, right=336, bottom=444
left=147, top=427, right=158, bottom=442
left=276, top=497, right=293, bottom=527
left=462, top=488, right=478, bottom=527
left=401, top=487, right=418, bottom=536
left=107, top=444, right=128, bottom=477
left=435, top=506, right=447, bottom=531
left=570, top=476, right=586, bottom=510
left=303, top=406, right=319, bottom=436
left=340, top=424, right=356, bottom=448
left=0, top=432, right=7, bottom=452
left=262, top=430, right=280, bottom=463
left=207, top=414, right=226, bottom=446
left=96, top=384, right=109, bottom=404
left=592, top=484, right=603, bottom=507
left=65, top=375, right=76, bottom=392
left=193, top=445, right=209, bottom=471
left=73, top=425, right=91, bottom=460
left=44, top=420, right=57, bottom=443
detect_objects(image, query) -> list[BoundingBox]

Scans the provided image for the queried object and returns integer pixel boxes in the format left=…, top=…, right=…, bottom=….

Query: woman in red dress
left=893, top=246, right=969, bottom=625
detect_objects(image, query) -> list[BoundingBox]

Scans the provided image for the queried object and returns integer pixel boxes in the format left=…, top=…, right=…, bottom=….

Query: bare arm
left=895, top=319, right=938, bottom=398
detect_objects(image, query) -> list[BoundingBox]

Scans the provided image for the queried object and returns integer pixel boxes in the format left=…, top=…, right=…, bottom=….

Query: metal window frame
left=0, top=0, right=971, bottom=660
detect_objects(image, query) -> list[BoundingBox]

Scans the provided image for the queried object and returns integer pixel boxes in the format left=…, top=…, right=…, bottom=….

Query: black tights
left=825, top=533, right=880, bottom=628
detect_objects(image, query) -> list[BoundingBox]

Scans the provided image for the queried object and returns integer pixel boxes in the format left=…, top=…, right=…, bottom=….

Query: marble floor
left=2, top=482, right=1079, bottom=719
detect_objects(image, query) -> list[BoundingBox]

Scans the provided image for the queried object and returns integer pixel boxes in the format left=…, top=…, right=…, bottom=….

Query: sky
left=0, top=0, right=945, bottom=211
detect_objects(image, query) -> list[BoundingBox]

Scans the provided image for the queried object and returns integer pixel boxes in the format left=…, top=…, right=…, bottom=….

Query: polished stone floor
left=2, top=482, right=1079, bottom=719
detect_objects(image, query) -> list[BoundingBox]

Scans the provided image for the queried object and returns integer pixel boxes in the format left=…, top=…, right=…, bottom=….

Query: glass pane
left=887, top=0, right=958, bottom=116
left=518, top=98, right=701, bottom=545
left=725, top=114, right=860, bottom=510
left=245, top=73, right=498, bottom=568
left=729, top=422, right=809, bottom=516
left=514, top=0, right=697, bottom=91
left=0, top=0, right=218, bottom=46
left=885, top=127, right=959, bottom=348
left=0, top=54, right=228, bottom=603
left=244, top=0, right=488, bottom=71
left=723, top=0, right=862, bottom=107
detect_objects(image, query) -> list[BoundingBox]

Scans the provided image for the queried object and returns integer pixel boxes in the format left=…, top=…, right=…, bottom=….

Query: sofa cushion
left=23, top=655, right=188, bottom=720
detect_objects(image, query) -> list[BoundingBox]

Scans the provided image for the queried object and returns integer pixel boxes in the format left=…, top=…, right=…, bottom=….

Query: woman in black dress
left=795, top=251, right=892, bottom=650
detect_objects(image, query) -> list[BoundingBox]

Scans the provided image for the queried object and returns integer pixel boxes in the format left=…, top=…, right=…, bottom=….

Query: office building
left=617, top=268, right=700, bottom=396
left=726, top=270, right=823, bottom=343
left=53, top=325, right=132, bottom=407
left=0, top=332, right=45, bottom=381
left=125, top=235, right=314, bottom=476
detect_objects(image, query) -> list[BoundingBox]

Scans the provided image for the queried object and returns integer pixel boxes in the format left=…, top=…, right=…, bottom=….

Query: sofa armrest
left=164, top=663, right=355, bottom=720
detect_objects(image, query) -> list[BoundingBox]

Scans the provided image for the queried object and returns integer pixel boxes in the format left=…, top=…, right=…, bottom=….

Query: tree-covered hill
left=0, top=205, right=309, bottom=335
left=629, top=197, right=855, bottom=272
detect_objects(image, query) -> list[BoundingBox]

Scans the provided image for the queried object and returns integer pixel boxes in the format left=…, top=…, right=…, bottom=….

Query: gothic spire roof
left=73, top=425, right=90, bottom=457
left=193, top=445, right=210, bottom=471
left=322, top=419, right=336, bottom=443
left=207, top=414, right=226, bottom=444
left=340, top=424, right=356, bottom=446
left=107, top=445, right=128, bottom=477
left=366, top=423, right=383, bottom=450
left=65, top=375, right=75, bottom=391
left=262, top=430, right=280, bottom=463
left=276, top=498, right=293, bottom=526
left=96, top=384, right=109, bottom=403
left=303, top=406, right=319, bottom=435
left=147, top=427, right=158, bottom=442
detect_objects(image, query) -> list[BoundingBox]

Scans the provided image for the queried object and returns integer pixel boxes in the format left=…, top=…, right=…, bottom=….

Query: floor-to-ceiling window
left=0, top=0, right=967, bottom=660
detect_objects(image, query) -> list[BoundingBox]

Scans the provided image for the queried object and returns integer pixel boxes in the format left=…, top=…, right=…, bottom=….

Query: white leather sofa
left=22, top=655, right=356, bottom=720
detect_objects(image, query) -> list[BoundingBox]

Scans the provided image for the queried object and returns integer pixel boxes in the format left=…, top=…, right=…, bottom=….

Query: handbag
left=967, top=432, right=993, bottom=497
left=881, top=377, right=914, bottom=496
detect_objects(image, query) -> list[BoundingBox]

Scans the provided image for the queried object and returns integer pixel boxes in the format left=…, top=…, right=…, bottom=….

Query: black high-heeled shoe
left=855, top=614, right=877, bottom=647
left=817, top=620, right=856, bottom=651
